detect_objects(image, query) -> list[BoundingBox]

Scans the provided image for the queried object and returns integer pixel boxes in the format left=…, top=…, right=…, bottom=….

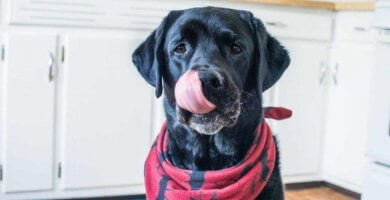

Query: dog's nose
left=208, top=72, right=224, bottom=89
left=198, top=69, right=226, bottom=90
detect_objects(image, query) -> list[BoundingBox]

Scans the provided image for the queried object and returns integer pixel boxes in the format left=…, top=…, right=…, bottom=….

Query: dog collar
left=144, top=107, right=291, bottom=200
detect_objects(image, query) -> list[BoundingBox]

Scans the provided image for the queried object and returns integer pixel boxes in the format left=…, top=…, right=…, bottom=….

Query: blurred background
left=0, top=0, right=389, bottom=199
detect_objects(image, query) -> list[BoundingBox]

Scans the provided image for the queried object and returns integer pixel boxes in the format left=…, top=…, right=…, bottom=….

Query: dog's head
left=132, top=7, right=290, bottom=135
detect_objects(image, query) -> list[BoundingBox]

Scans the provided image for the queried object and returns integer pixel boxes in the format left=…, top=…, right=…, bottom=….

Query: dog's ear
left=245, top=12, right=290, bottom=92
left=262, top=34, right=290, bottom=91
left=132, top=12, right=180, bottom=98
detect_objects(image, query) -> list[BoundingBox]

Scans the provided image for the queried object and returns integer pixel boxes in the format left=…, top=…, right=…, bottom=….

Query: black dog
left=132, top=7, right=290, bottom=200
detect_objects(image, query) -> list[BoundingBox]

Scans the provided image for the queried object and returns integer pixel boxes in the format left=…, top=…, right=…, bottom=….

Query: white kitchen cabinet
left=363, top=29, right=390, bottom=200
left=59, top=33, right=153, bottom=190
left=366, top=38, right=390, bottom=165
left=322, top=42, right=373, bottom=192
left=275, top=39, right=328, bottom=180
left=0, top=33, right=57, bottom=193
left=0, top=0, right=376, bottom=199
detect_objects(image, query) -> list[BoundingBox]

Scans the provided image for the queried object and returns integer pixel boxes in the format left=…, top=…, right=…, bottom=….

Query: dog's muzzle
left=174, top=67, right=241, bottom=135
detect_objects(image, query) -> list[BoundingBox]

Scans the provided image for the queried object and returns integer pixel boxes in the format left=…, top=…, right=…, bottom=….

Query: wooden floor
left=70, top=186, right=357, bottom=200
left=285, top=186, right=358, bottom=200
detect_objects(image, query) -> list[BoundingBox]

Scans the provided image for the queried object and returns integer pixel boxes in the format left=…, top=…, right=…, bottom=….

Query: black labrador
left=132, top=7, right=290, bottom=200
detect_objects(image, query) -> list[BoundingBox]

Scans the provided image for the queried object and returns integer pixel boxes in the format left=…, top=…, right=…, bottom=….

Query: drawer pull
left=354, top=27, right=370, bottom=32
left=332, top=63, right=339, bottom=86
left=266, top=21, right=287, bottom=29
left=48, top=52, right=55, bottom=82
left=319, top=61, right=326, bottom=85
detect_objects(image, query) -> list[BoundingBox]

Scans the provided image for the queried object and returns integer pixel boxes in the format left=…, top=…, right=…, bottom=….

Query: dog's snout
left=199, top=70, right=226, bottom=90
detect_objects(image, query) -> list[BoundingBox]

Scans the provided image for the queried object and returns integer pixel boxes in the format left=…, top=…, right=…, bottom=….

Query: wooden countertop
left=235, top=0, right=375, bottom=10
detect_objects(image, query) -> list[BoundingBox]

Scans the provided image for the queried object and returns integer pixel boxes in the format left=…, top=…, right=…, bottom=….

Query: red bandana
left=145, top=107, right=292, bottom=200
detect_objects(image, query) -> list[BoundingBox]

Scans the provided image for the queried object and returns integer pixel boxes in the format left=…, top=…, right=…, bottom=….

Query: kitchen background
left=0, top=0, right=389, bottom=199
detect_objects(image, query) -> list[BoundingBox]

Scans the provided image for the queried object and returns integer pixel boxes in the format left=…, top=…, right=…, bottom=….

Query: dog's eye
left=174, top=43, right=186, bottom=54
left=230, top=44, right=242, bottom=54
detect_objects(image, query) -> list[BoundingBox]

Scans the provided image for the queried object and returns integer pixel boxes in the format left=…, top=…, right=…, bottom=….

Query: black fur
left=132, top=7, right=290, bottom=199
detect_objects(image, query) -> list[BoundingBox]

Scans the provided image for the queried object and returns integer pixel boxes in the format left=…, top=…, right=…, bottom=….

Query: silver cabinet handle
left=266, top=21, right=287, bottom=29
left=48, top=52, right=55, bottom=82
left=354, top=26, right=370, bottom=32
left=319, top=61, right=326, bottom=84
left=332, top=63, right=338, bottom=85
left=1, top=44, right=5, bottom=61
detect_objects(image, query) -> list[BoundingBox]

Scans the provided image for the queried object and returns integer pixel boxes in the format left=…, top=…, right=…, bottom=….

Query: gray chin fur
left=187, top=103, right=241, bottom=135
left=188, top=120, right=225, bottom=135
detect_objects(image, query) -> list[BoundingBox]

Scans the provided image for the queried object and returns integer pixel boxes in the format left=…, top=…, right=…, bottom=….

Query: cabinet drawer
left=9, top=0, right=205, bottom=30
left=9, top=0, right=333, bottom=41
left=251, top=8, right=332, bottom=41
left=334, top=12, right=374, bottom=42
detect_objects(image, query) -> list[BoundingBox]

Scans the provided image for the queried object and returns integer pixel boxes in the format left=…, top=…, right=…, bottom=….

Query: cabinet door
left=366, top=42, right=390, bottom=164
left=60, top=34, right=153, bottom=189
left=1, top=33, right=57, bottom=193
left=275, top=40, right=328, bottom=177
left=0, top=35, right=3, bottom=193
left=323, top=42, right=373, bottom=192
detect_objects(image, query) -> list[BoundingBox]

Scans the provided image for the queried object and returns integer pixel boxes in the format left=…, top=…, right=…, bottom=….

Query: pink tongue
left=174, top=70, right=216, bottom=114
